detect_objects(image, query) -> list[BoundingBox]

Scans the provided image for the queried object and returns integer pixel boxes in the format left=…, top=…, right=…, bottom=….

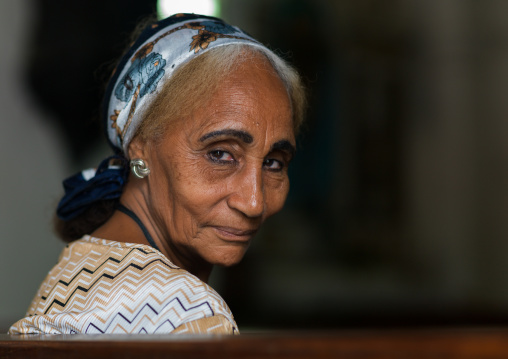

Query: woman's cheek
left=181, top=163, right=232, bottom=202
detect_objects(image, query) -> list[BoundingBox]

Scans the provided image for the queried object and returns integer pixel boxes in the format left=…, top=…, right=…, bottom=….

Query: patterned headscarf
left=57, top=13, right=278, bottom=221
left=104, top=13, right=276, bottom=154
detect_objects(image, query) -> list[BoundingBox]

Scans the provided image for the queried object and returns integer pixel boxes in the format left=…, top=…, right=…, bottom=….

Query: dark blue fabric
left=57, top=156, right=128, bottom=221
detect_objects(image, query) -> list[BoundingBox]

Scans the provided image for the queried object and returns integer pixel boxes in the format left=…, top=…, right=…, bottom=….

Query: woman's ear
left=127, top=135, right=148, bottom=160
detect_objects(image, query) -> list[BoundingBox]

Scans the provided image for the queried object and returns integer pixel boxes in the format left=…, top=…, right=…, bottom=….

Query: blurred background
left=3, top=0, right=508, bottom=332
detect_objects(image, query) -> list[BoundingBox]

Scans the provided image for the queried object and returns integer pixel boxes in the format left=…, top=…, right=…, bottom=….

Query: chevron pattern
left=9, top=235, right=238, bottom=334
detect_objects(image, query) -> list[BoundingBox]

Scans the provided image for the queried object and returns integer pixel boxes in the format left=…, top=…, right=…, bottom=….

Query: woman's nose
left=227, top=165, right=264, bottom=218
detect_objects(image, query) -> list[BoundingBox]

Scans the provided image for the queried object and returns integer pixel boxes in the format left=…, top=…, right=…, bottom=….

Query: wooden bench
left=2, top=328, right=508, bottom=358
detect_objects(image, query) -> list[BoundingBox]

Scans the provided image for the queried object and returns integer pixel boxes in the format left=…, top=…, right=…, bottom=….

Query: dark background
left=4, top=0, right=508, bottom=331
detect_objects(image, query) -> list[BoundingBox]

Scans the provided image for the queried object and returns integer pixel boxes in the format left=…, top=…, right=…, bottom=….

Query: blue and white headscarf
left=58, top=13, right=278, bottom=220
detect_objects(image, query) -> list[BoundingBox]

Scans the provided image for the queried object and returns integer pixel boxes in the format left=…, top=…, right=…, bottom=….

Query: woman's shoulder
left=74, top=235, right=223, bottom=297
left=55, top=234, right=183, bottom=284
left=70, top=234, right=168, bottom=255
left=9, top=235, right=237, bottom=334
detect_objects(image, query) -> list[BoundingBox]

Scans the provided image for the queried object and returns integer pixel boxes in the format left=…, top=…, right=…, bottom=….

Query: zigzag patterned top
left=9, top=235, right=238, bottom=334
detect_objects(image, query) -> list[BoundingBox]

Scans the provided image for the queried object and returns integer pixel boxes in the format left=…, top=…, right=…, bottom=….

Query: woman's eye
left=208, top=150, right=234, bottom=163
left=263, top=158, right=283, bottom=171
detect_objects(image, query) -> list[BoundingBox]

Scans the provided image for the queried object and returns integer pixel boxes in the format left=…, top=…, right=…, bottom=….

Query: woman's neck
left=91, top=188, right=213, bottom=283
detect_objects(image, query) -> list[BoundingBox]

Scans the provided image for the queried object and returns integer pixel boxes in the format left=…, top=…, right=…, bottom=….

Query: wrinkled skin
left=94, top=57, right=295, bottom=282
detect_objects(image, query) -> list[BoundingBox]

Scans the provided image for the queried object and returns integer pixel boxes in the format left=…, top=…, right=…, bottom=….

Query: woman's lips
left=212, top=226, right=258, bottom=241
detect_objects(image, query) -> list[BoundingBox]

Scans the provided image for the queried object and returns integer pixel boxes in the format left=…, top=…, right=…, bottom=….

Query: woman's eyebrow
left=271, top=140, right=296, bottom=157
left=199, top=129, right=253, bottom=144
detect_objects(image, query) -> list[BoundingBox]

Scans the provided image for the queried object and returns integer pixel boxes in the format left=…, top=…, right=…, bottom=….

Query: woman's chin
left=210, top=247, right=248, bottom=267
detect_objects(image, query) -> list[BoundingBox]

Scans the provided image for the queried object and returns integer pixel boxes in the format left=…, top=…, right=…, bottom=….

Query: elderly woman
left=9, top=13, right=305, bottom=334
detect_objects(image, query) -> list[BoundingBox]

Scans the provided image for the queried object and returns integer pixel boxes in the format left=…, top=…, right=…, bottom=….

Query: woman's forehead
left=196, top=61, right=291, bottom=125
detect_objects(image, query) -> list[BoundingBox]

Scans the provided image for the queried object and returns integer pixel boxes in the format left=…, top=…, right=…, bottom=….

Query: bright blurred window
left=157, top=0, right=220, bottom=19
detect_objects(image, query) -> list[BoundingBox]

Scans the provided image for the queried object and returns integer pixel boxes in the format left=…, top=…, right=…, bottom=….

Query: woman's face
left=140, top=57, right=295, bottom=271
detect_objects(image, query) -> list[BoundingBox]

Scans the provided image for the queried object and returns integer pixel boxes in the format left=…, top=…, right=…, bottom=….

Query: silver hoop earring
left=130, top=159, right=150, bottom=179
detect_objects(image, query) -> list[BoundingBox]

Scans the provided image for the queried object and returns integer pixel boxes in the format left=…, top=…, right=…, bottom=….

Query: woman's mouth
left=211, top=226, right=258, bottom=242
